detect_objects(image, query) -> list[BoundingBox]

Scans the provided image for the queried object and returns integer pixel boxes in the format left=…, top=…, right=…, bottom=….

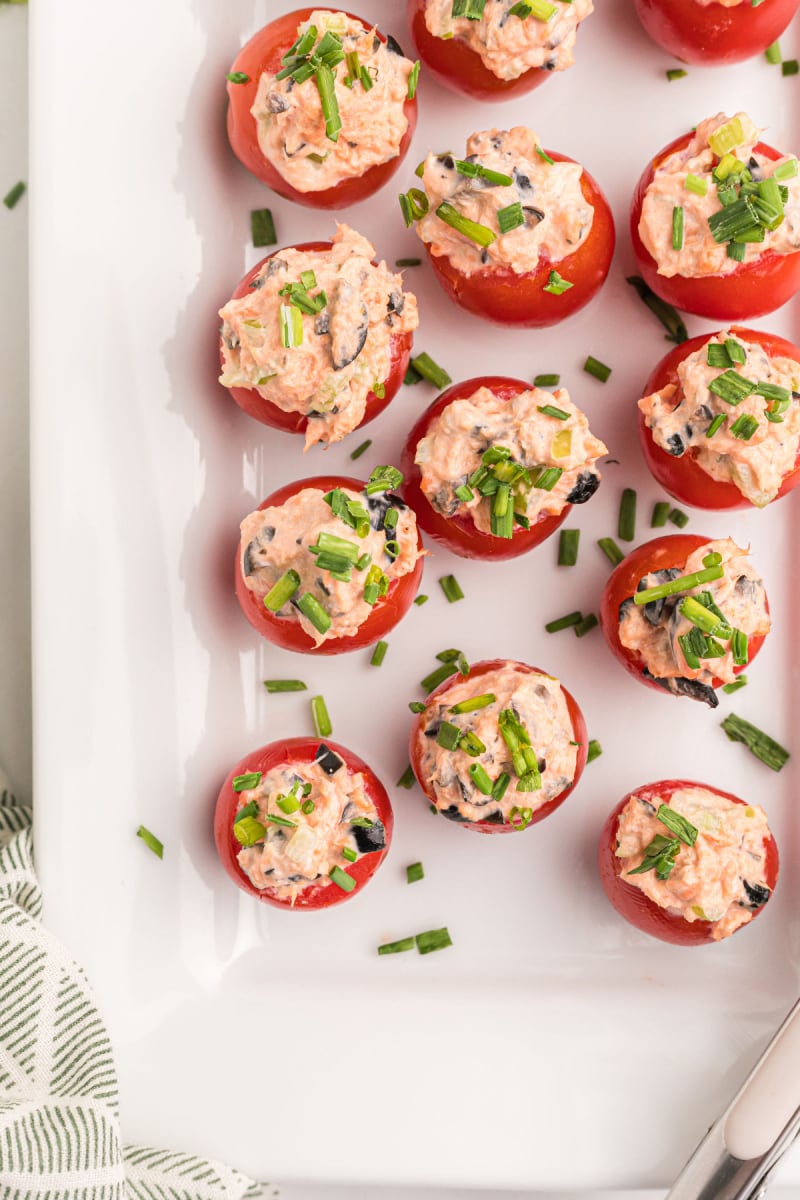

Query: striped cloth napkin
left=0, top=771, right=275, bottom=1200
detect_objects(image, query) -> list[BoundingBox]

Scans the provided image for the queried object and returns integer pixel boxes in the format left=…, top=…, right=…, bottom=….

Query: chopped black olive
left=314, top=743, right=343, bottom=775
left=385, top=33, right=406, bottom=56
left=352, top=818, right=386, bottom=854
left=665, top=433, right=684, bottom=456
left=566, top=472, right=600, bottom=505
left=265, top=257, right=288, bottom=278
left=479, top=811, right=506, bottom=825
left=315, top=312, right=330, bottom=336
left=513, top=168, right=532, bottom=191
left=742, top=879, right=770, bottom=909
left=329, top=280, right=369, bottom=370
left=441, top=804, right=469, bottom=823
left=638, top=568, right=681, bottom=627
left=642, top=669, right=719, bottom=707
left=366, top=490, right=407, bottom=532
left=317, top=579, right=331, bottom=596
left=523, top=206, right=545, bottom=227
left=266, top=93, right=289, bottom=114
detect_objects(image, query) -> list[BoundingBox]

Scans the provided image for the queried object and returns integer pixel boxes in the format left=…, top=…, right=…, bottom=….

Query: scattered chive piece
left=421, top=662, right=456, bottom=693
left=469, top=764, right=494, bottom=795
left=3, top=181, right=25, bottom=210
left=574, top=613, right=598, bottom=638
left=226, top=71, right=250, bottom=84
left=264, top=679, right=307, bottom=693
left=232, top=771, right=261, bottom=792
left=543, top=269, right=573, bottom=295
left=453, top=0, right=486, bottom=16
left=668, top=506, right=689, bottom=528
left=395, top=257, right=422, bottom=267
left=455, top=484, right=474, bottom=502
left=398, top=187, right=429, bottom=226
left=706, top=413, right=727, bottom=439
left=378, top=937, right=416, bottom=955
left=534, top=373, right=560, bottom=387
left=656, top=804, right=698, bottom=846
left=731, top=413, right=759, bottom=441
left=136, top=825, right=164, bottom=859
left=366, top=464, right=403, bottom=495
left=415, top=928, right=453, bottom=955
left=625, top=276, right=688, bottom=344
left=765, top=40, right=782, bottom=62
left=497, top=201, right=525, bottom=234
left=407, top=60, right=420, bottom=99
left=311, top=695, right=332, bottom=738
left=449, top=693, right=495, bottom=715
left=672, top=206, right=685, bottom=251
left=297, top=593, right=331, bottom=634
left=414, top=593, right=429, bottom=606
left=439, top=574, right=464, bottom=603
left=598, top=537, right=624, bottom=566
left=370, top=640, right=389, bottom=667
left=396, top=764, right=416, bottom=789
left=720, top=714, right=789, bottom=771
left=436, top=201, right=496, bottom=247
left=234, top=801, right=258, bottom=823
left=404, top=363, right=422, bottom=386
left=587, top=739, right=602, bottom=764
left=618, top=488, right=637, bottom=542
left=722, top=675, right=748, bottom=695
left=558, top=529, right=580, bottom=566
left=537, top=403, right=569, bottom=420
left=584, top=355, right=612, bottom=382
left=302, top=799, right=315, bottom=814
left=545, top=610, right=583, bottom=633
left=410, top=351, right=452, bottom=389
left=731, top=629, right=749, bottom=666
left=407, top=862, right=425, bottom=884
left=651, top=501, right=671, bottom=527
left=329, top=865, right=356, bottom=892
left=535, top=144, right=555, bottom=165
left=279, top=303, right=303, bottom=349
left=409, top=700, right=426, bottom=714
left=315, top=61, right=341, bottom=141
left=250, top=208, right=276, bottom=247
left=350, top=439, right=372, bottom=460
left=233, top=816, right=267, bottom=846
left=685, top=173, right=708, bottom=197
left=666, top=67, right=687, bottom=81
left=633, top=564, right=723, bottom=605
left=342, top=846, right=357, bottom=863
left=774, top=158, right=798, bottom=180
left=782, top=59, right=799, bottom=75
left=436, top=720, right=462, bottom=750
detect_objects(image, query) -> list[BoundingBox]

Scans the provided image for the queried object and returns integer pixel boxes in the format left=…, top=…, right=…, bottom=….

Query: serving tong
left=666, top=996, right=800, bottom=1200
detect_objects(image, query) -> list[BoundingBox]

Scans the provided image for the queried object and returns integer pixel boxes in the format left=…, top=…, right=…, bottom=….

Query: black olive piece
left=638, top=567, right=681, bottom=627
left=742, top=879, right=771, bottom=909
left=441, top=804, right=470, bottom=823
left=266, top=93, right=289, bottom=114
left=523, top=207, right=545, bottom=227
left=385, top=33, right=406, bottom=56
left=642, top=669, right=719, bottom=707
left=317, top=579, right=331, bottom=596
left=366, top=490, right=407, bottom=533
left=566, top=472, right=600, bottom=504
left=479, top=811, right=506, bottom=825
left=315, top=312, right=330, bottom=336
left=329, top=281, right=369, bottom=370
left=618, top=596, right=635, bottom=621
left=352, top=819, right=386, bottom=854
left=438, top=153, right=455, bottom=170
left=481, top=249, right=489, bottom=264
left=387, top=290, right=404, bottom=315
left=735, top=575, right=758, bottom=601
left=423, top=723, right=441, bottom=739
left=637, top=797, right=658, bottom=815
left=372, top=35, right=381, bottom=52
left=513, top=168, right=532, bottom=191
left=695, top=404, right=713, bottom=421
left=314, top=743, right=343, bottom=775
left=665, top=433, right=684, bottom=456
left=265, top=257, right=288, bottom=278
left=747, top=156, right=763, bottom=181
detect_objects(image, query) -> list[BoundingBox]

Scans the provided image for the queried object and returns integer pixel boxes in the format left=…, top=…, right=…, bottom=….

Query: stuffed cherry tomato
left=631, top=112, right=800, bottom=321
left=407, top=0, right=594, bottom=102
left=236, top=471, right=424, bottom=655
left=633, top=0, right=800, bottom=66
left=600, top=534, right=769, bottom=707
left=226, top=8, right=418, bottom=208
left=409, top=657, right=587, bottom=833
left=219, top=227, right=417, bottom=451
left=399, top=375, right=606, bottom=560
left=214, top=737, right=393, bottom=910
left=403, top=127, right=614, bottom=327
left=638, top=326, right=800, bottom=511
left=598, top=779, right=778, bottom=945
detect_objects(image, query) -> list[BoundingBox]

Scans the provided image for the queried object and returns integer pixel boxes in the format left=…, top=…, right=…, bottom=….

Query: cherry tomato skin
left=424, top=155, right=615, bottom=327
left=214, top=737, right=393, bottom=911
left=226, top=9, right=418, bottom=209
left=406, top=0, right=553, bottom=100
left=598, top=779, right=779, bottom=945
left=408, top=658, right=588, bottom=834
left=637, top=326, right=800, bottom=511
left=633, top=0, right=800, bottom=66
left=235, top=474, right=424, bottom=655
left=221, top=243, right=413, bottom=436
left=630, top=132, right=800, bottom=321
left=400, top=376, right=569, bottom=560
left=599, top=534, right=767, bottom=694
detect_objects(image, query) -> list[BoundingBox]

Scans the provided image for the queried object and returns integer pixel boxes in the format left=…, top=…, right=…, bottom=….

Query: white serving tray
left=31, top=0, right=800, bottom=1189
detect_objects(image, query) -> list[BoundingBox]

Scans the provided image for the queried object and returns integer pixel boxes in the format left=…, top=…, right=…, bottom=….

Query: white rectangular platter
left=31, top=0, right=800, bottom=1189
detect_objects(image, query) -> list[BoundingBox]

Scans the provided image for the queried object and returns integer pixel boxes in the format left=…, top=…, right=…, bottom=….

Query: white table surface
left=3, top=5, right=800, bottom=1197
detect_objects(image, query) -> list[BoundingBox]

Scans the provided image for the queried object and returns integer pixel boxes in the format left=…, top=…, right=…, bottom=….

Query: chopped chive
left=574, top=613, right=598, bottom=638
left=453, top=159, right=514, bottom=186
left=396, top=764, right=416, bottom=789
left=598, top=537, right=624, bottom=566
left=421, top=663, right=457, bottom=693
left=136, top=825, right=164, bottom=859
left=668, top=506, right=689, bottom=528
left=497, top=201, right=525, bottom=234
left=234, top=801, right=258, bottom=823
left=587, top=739, right=602, bottom=764
left=656, top=804, right=698, bottom=846
left=537, top=404, right=569, bottom=420
left=782, top=59, right=798, bottom=75
left=491, top=772, right=510, bottom=802
left=452, top=0, right=486, bottom=15
left=436, top=202, right=497, bottom=247
left=731, top=629, right=749, bottom=666
left=633, top=564, right=723, bottom=605
left=233, top=816, right=267, bottom=846
left=277, top=790, right=301, bottom=815
left=625, top=276, right=688, bottom=345
left=250, top=208, right=276, bottom=247
left=439, top=574, right=464, bottom=603
left=297, top=593, right=331, bottom=634
left=350, top=439, right=372, bottom=460
left=532, top=466, right=563, bottom=491
left=765, top=39, right=782, bottom=62
left=436, top=721, right=462, bottom=750
left=722, top=675, right=748, bottom=695
left=651, top=501, right=671, bottom=527
left=315, top=61, right=341, bottom=141
left=774, top=158, right=799, bottom=180
left=395, top=257, right=422, bottom=267
left=279, top=304, right=303, bottom=349
left=584, top=355, right=612, bottom=382
left=721, top=713, right=789, bottom=771
left=414, top=593, right=429, bottom=606
left=226, top=71, right=250, bottom=84
left=705, top=413, right=726, bottom=439
left=378, top=937, right=416, bottom=955
left=618, top=488, right=637, bottom=542
left=341, top=846, right=358, bottom=864
left=398, top=187, right=429, bottom=226
left=407, top=862, right=424, bottom=884
left=264, top=679, right=307, bottom=693
left=311, top=695, right=332, bottom=738
left=666, top=67, right=687, bottom=81
left=370, top=640, right=389, bottom=667
left=329, top=865, right=356, bottom=892
left=232, top=771, right=261, bottom=792
left=409, top=700, right=426, bottom=714
left=708, top=370, right=756, bottom=406
left=410, top=351, right=452, bottom=389
left=543, top=269, right=573, bottom=295
left=685, top=173, right=708, bottom=197
left=558, top=529, right=580, bottom=566
left=455, top=484, right=474, bottom=502
left=407, top=60, right=420, bottom=99
left=449, top=693, right=496, bottom=715
left=509, top=0, right=533, bottom=13
left=469, top=764, right=494, bottom=795
left=534, top=373, right=561, bottom=387
left=545, top=610, right=583, bottom=633
left=731, top=413, right=759, bottom=441
left=672, top=206, right=685, bottom=251
left=725, top=338, right=746, bottom=365
left=302, top=798, right=315, bottom=814
left=415, top=927, right=453, bottom=955
left=535, top=145, right=554, bottom=165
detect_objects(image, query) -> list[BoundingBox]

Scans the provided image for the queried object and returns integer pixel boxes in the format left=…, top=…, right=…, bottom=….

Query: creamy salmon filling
left=235, top=748, right=384, bottom=903
left=414, top=385, right=606, bottom=533
left=639, top=112, right=800, bottom=278
left=240, top=482, right=420, bottom=646
left=414, top=664, right=578, bottom=824
left=618, top=538, right=769, bottom=706
left=252, top=11, right=415, bottom=192
left=615, top=786, right=773, bottom=940
left=640, top=332, right=800, bottom=507
left=219, top=226, right=418, bottom=450
left=423, top=0, right=593, bottom=79
left=414, top=127, right=593, bottom=275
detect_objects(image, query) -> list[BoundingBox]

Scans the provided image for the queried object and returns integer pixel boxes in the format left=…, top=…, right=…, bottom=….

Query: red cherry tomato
left=220, top=243, right=412, bottom=437
left=226, top=8, right=418, bottom=209
left=408, top=658, right=588, bottom=834
left=400, top=376, right=572, bottom=560
left=630, top=131, right=800, bottom=320
left=235, top=474, right=424, bottom=655
left=599, top=534, right=767, bottom=697
left=638, top=326, right=800, bottom=511
left=424, top=154, right=615, bottom=327
left=598, top=779, right=779, bottom=945
left=406, top=0, right=555, bottom=101
left=633, top=0, right=800, bottom=66
left=214, top=736, right=393, bottom=910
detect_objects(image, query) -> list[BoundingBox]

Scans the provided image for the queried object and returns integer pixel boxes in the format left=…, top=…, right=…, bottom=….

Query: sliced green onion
left=414, top=593, right=429, bottom=606
left=136, top=824, right=164, bottom=859
left=350, top=438, right=372, bottom=460
left=706, top=414, right=727, bottom=439
left=314, top=61, right=341, bottom=141
left=509, top=0, right=533, bottom=13
left=454, top=484, right=474, bottom=503
left=409, top=700, right=426, bottom=714
left=685, top=173, right=707, bottom=196
left=633, top=564, right=723, bottom=605
left=725, top=338, right=747, bottom=365
left=655, top=803, right=698, bottom=846
left=531, top=466, right=563, bottom=491
left=618, top=488, right=637, bottom=542
left=707, top=343, right=731, bottom=368
left=651, top=501, right=671, bottom=527
left=366, top=464, right=404, bottom=494
left=598, top=537, right=624, bottom=566
left=782, top=59, right=799, bottom=75
left=574, top=613, right=598, bottom=638
left=492, top=773, right=510, bottom=802
left=722, top=675, right=748, bottom=695
left=537, top=404, right=569, bottom=420
left=534, top=373, right=561, bottom=387
left=340, top=846, right=357, bottom=864
left=250, top=208, right=276, bottom=247
left=587, top=739, right=602, bottom=764
left=509, top=806, right=533, bottom=830
left=731, top=629, right=749, bottom=666
left=454, top=159, right=513, bottom=186
left=407, top=60, right=420, bottom=99
left=452, top=0, right=486, bottom=15
left=765, top=40, right=782, bottom=62
left=672, top=206, right=685, bottom=251
left=396, top=257, right=422, bottom=267
left=773, top=158, right=799, bottom=180
left=302, top=799, right=315, bottom=814
left=730, top=413, right=759, bottom=440
left=378, top=937, right=416, bottom=955
left=277, top=791, right=301, bottom=815
left=436, top=721, right=462, bottom=750
left=545, top=610, right=583, bottom=633
left=226, top=71, right=250, bottom=84
left=727, top=241, right=747, bottom=263
left=668, top=507, right=689, bottom=528
left=721, top=713, right=789, bottom=771
left=625, top=276, right=688, bottom=345
left=449, top=693, right=496, bottom=715
left=232, top=771, right=261, bottom=792
left=329, top=865, right=356, bottom=892
left=535, top=145, right=555, bottom=165
left=264, top=679, right=307, bottom=693
left=297, top=594, right=331, bottom=634
left=558, top=529, right=580, bottom=566
left=709, top=116, right=747, bottom=157
left=421, top=663, right=457, bottom=694
left=279, top=304, right=303, bottom=349
left=708, top=196, right=759, bottom=244
left=439, top=574, right=464, bottom=603
left=469, top=764, right=494, bottom=795
left=436, top=202, right=497, bottom=247
left=666, top=68, right=687, bottom=81
left=311, top=695, right=332, bottom=737
left=232, top=816, right=266, bottom=847
left=234, top=801, right=258, bottom=823
left=679, top=596, right=726, bottom=635
left=543, top=269, right=573, bottom=295
left=396, top=764, right=416, bottom=789
left=415, top=927, right=453, bottom=954
left=370, top=640, right=389, bottom=667
left=407, top=862, right=424, bottom=884
left=410, top=351, right=452, bottom=389
left=627, top=833, right=681, bottom=880
left=497, top=201, right=525, bottom=235
left=398, top=187, right=430, bottom=226
left=584, top=355, right=612, bottom=382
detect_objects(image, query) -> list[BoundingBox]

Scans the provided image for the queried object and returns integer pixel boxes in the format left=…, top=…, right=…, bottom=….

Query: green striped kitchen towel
left=0, top=771, right=275, bottom=1200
